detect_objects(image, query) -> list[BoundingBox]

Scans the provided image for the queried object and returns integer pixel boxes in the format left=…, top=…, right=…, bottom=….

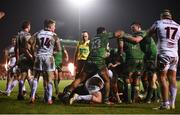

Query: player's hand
left=115, top=30, right=125, bottom=38
left=0, top=11, right=5, bottom=19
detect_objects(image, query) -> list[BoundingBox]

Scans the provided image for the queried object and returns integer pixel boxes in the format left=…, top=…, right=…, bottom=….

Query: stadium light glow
left=68, top=0, right=95, bottom=8
left=68, top=62, right=75, bottom=76
left=67, top=0, right=95, bottom=38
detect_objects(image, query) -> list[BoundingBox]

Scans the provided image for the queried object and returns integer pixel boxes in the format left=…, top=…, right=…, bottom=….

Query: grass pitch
left=0, top=79, right=180, bottom=114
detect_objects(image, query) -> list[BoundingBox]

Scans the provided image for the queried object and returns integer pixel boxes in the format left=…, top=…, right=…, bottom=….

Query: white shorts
left=34, top=55, right=55, bottom=72
left=7, top=57, right=17, bottom=74
left=85, top=74, right=104, bottom=94
left=8, top=57, right=16, bottom=67
left=157, top=54, right=179, bottom=71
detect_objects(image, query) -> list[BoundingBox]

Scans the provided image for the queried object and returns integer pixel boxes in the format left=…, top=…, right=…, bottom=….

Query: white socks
left=76, top=95, right=92, bottom=101
left=47, top=82, right=53, bottom=101
left=31, top=78, right=38, bottom=98
left=170, top=85, right=177, bottom=105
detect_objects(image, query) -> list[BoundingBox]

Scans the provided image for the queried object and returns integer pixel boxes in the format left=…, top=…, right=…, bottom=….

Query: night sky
left=0, top=0, right=179, bottom=62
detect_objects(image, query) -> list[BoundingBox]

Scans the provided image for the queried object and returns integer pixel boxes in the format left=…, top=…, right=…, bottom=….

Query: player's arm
left=62, top=46, right=69, bottom=62
left=73, top=41, right=79, bottom=66
left=54, top=36, right=61, bottom=52
left=123, top=33, right=143, bottom=43
left=105, top=31, right=123, bottom=39
left=28, top=34, right=36, bottom=56
left=4, top=48, right=9, bottom=64
left=144, top=21, right=158, bottom=38
left=28, top=33, right=39, bottom=59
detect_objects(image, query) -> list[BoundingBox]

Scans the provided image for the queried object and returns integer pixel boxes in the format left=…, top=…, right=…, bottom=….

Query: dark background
left=0, top=0, right=179, bottom=72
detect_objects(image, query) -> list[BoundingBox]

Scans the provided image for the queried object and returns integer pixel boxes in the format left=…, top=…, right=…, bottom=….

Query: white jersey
left=8, top=46, right=15, bottom=58
left=151, top=19, right=180, bottom=57
left=7, top=46, right=16, bottom=67
left=35, top=29, right=59, bottom=56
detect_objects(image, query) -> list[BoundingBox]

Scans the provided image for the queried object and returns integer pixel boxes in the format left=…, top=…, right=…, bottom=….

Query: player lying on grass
left=68, top=70, right=121, bottom=104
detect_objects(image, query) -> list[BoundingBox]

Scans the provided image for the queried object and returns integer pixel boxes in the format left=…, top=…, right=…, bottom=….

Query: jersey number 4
left=40, top=37, right=50, bottom=48
left=165, top=27, right=178, bottom=40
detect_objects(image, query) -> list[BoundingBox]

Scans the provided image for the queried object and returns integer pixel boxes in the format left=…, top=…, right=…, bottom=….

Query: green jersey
left=140, top=31, right=157, bottom=60
left=54, top=45, right=64, bottom=68
left=89, top=32, right=114, bottom=59
left=88, top=32, right=114, bottom=69
left=124, top=32, right=144, bottom=60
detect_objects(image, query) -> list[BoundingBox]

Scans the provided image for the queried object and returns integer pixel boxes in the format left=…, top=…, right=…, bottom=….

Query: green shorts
left=123, top=59, right=143, bottom=78
left=144, top=59, right=156, bottom=73
left=88, top=57, right=106, bottom=70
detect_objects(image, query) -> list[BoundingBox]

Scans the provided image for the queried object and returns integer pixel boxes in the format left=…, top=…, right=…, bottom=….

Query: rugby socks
left=104, top=81, right=110, bottom=103
left=6, top=80, right=18, bottom=94
left=146, top=87, right=153, bottom=102
left=8, top=80, right=17, bottom=94
left=54, top=79, right=59, bottom=95
left=156, top=83, right=161, bottom=99
left=28, top=79, right=33, bottom=89
left=44, top=85, right=48, bottom=102
left=19, top=80, right=24, bottom=94
left=132, top=84, right=140, bottom=102
left=76, top=95, right=92, bottom=101
left=6, top=83, right=12, bottom=94
left=31, top=78, right=38, bottom=98
left=11, top=80, right=18, bottom=89
left=170, top=85, right=177, bottom=106
left=142, top=80, right=149, bottom=93
left=125, top=83, right=131, bottom=103
left=47, top=82, right=53, bottom=101
left=22, top=85, right=26, bottom=91
left=153, top=88, right=158, bottom=101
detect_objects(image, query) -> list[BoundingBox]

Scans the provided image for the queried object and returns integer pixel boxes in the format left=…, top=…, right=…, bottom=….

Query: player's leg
left=100, top=67, right=111, bottom=104
left=26, top=69, right=33, bottom=90
left=168, top=70, right=177, bottom=109
left=132, top=60, right=144, bottom=103
left=132, top=73, right=142, bottom=103
left=30, top=56, right=42, bottom=103
left=141, top=71, right=149, bottom=96
left=54, top=69, right=60, bottom=95
left=17, top=71, right=28, bottom=100
left=70, top=91, right=102, bottom=104
left=7, top=78, right=18, bottom=96
left=159, top=70, right=170, bottom=107
left=30, top=71, right=40, bottom=103
left=46, top=71, right=54, bottom=104
left=5, top=71, right=10, bottom=91
left=63, top=61, right=100, bottom=104
left=123, top=60, right=137, bottom=103
left=151, top=73, right=160, bottom=102
left=124, top=76, right=132, bottom=103
left=91, top=91, right=102, bottom=103
left=111, top=74, right=122, bottom=103
left=5, top=72, right=14, bottom=96
left=155, top=55, right=170, bottom=109
left=145, top=72, right=156, bottom=103
left=62, top=71, right=87, bottom=102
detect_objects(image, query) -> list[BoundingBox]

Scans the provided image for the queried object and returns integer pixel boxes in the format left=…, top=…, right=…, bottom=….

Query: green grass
left=0, top=80, right=180, bottom=114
